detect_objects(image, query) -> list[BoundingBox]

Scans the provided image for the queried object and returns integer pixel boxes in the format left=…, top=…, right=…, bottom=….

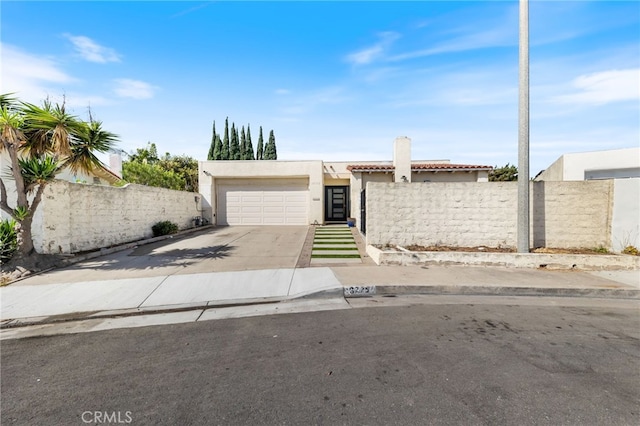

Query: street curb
left=343, top=285, right=640, bottom=300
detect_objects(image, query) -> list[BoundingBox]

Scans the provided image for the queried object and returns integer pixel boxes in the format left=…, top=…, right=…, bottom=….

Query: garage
left=217, top=179, right=309, bottom=225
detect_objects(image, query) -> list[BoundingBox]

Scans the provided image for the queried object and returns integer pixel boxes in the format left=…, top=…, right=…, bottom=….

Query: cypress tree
left=221, top=117, right=230, bottom=160
left=207, top=121, right=216, bottom=160
left=271, top=130, right=277, bottom=160
left=264, top=129, right=277, bottom=160
left=213, top=134, right=222, bottom=160
left=240, top=126, right=247, bottom=160
left=245, top=124, right=255, bottom=160
left=234, top=125, right=240, bottom=158
left=256, top=126, right=264, bottom=160
left=230, top=123, right=240, bottom=160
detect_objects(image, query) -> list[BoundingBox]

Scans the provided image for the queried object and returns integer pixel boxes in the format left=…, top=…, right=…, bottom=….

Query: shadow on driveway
left=11, top=226, right=309, bottom=285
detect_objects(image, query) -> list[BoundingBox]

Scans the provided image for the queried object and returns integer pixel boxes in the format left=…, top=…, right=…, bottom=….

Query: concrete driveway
left=12, top=226, right=310, bottom=286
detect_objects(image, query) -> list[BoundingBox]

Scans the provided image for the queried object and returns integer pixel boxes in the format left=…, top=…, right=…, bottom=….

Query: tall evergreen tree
left=256, top=126, right=264, bottom=160
left=245, top=124, right=255, bottom=160
left=207, top=121, right=216, bottom=160
left=240, top=126, right=247, bottom=160
left=264, top=129, right=278, bottom=160
left=270, top=130, right=277, bottom=160
left=221, top=117, right=230, bottom=160
left=229, top=123, right=240, bottom=160
left=213, top=134, right=222, bottom=160
left=234, top=125, right=240, bottom=158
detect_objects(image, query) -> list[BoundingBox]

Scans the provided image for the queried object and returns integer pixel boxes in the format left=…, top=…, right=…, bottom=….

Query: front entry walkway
left=310, top=225, right=362, bottom=265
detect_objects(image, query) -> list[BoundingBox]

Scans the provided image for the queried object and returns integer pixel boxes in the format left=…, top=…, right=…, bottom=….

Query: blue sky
left=1, top=1, right=638, bottom=175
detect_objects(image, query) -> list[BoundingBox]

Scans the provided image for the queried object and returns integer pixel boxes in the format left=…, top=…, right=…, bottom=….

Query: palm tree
left=0, top=94, right=118, bottom=258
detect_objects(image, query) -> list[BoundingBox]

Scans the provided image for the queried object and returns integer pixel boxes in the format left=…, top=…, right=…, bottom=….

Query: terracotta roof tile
left=411, top=163, right=493, bottom=171
left=346, top=164, right=394, bottom=171
left=346, top=163, right=493, bottom=172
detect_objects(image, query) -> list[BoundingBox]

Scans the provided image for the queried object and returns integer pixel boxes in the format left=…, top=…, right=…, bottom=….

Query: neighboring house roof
left=93, top=167, right=122, bottom=185
left=90, top=165, right=122, bottom=185
left=346, top=163, right=493, bottom=172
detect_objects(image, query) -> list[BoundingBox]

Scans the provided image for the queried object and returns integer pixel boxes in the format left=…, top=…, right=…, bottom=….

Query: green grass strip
left=313, top=241, right=356, bottom=245
left=312, top=247, right=358, bottom=251
left=314, top=236, right=354, bottom=239
left=315, top=233, right=352, bottom=236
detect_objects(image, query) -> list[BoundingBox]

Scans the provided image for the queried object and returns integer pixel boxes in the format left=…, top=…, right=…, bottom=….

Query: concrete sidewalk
left=332, top=265, right=640, bottom=298
left=0, top=268, right=342, bottom=325
left=2, top=263, right=638, bottom=327
left=3, top=225, right=638, bottom=340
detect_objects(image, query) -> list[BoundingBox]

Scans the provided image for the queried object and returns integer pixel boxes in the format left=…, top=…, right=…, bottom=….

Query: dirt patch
left=1, top=253, right=66, bottom=285
left=381, top=245, right=617, bottom=256
left=531, top=247, right=612, bottom=255
left=404, top=245, right=515, bottom=253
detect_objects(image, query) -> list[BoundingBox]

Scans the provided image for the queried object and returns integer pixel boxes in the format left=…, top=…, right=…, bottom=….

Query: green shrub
left=152, top=221, right=179, bottom=237
left=0, top=219, right=19, bottom=264
left=622, top=245, right=639, bottom=256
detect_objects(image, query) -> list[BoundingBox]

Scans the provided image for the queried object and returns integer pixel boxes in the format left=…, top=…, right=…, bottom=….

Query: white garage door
left=218, top=180, right=309, bottom=225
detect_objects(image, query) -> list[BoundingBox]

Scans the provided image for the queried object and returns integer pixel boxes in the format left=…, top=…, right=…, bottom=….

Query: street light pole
left=517, top=0, right=530, bottom=253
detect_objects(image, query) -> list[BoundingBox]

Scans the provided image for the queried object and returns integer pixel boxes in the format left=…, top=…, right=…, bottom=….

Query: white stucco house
left=198, top=137, right=492, bottom=230
left=534, top=147, right=640, bottom=252
left=535, top=147, right=640, bottom=181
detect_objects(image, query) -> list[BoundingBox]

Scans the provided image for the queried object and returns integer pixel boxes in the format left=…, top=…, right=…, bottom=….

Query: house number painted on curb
left=344, top=286, right=376, bottom=296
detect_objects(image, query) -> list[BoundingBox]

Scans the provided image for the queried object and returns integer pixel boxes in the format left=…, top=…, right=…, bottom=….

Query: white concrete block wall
left=532, top=181, right=612, bottom=249
left=365, top=181, right=614, bottom=250
left=366, top=182, right=517, bottom=248
left=35, top=181, right=201, bottom=254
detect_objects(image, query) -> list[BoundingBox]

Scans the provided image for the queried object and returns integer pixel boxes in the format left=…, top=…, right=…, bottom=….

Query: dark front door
left=325, top=186, right=349, bottom=222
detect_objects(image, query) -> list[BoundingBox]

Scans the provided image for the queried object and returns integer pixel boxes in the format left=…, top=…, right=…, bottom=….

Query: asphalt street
left=1, top=297, right=638, bottom=425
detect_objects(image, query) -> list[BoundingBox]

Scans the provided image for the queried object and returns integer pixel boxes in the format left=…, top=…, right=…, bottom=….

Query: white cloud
left=64, top=34, right=121, bottom=63
left=388, top=4, right=518, bottom=62
left=0, top=43, right=74, bottom=101
left=112, top=79, right=157, bottom=99
left=345, top=32, right=400, bottom=65
left=390, top=27, right=516, bottom=61
left=275, top=88, right=291, bottom=95
left=553, top=69, right=640, bottom=105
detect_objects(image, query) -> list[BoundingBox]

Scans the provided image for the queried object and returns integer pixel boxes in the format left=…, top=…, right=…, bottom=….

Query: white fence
left=31, top=181, right=202, bottom=254
left=365, top=179, right=639, bottom=252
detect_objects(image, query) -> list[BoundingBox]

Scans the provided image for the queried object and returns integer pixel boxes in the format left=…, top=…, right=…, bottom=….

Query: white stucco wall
left=33, top=181, right=200, bottom=254
left=611, top=178, right=640, bottom=252
left=536, top=148, right=640, bottom=181
left=365, top=181, right=614, bottom=250
left=535, top=156, right=564, bottom=182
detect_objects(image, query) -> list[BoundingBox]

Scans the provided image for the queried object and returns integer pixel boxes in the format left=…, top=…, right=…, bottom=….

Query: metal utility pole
left=517, top=0, right=530, bottom=253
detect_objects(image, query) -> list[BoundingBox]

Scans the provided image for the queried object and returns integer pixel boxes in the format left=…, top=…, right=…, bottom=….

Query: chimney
left=393, top=136, right=411, bottom=183
left=109, top=152, right=123, bottom=178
